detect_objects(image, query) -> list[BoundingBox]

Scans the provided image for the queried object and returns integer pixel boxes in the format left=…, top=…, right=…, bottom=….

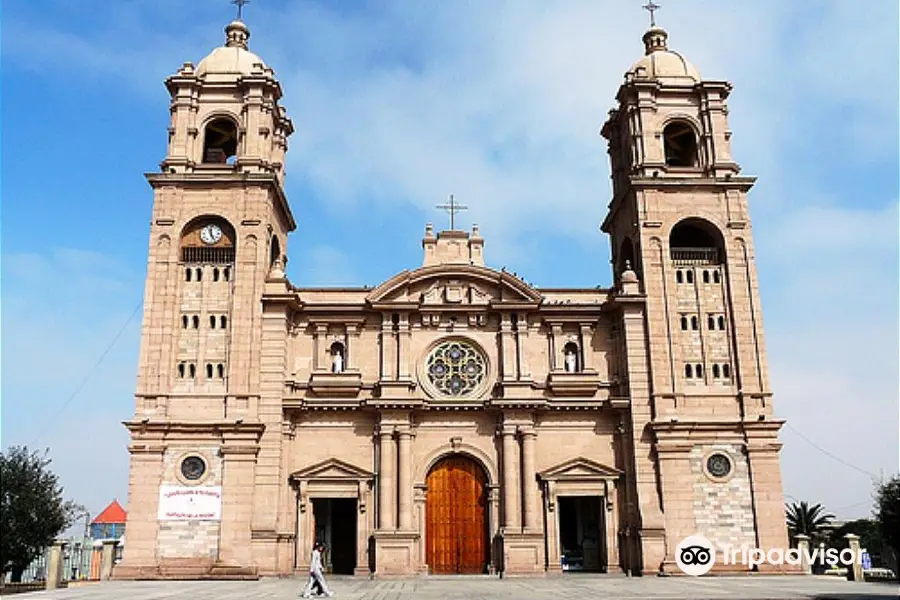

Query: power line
left=785, top=422, right=879, bottom=480
left=30, top=300, right=143, bottom=447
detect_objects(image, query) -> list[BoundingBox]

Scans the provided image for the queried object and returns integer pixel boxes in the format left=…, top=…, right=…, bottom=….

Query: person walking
left=301, top=542, right=334, bottom=598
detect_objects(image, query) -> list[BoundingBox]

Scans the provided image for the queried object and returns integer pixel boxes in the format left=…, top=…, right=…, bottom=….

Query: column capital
left=377, top=426, right=395, bottom=438
left=518, top=426, right=537, bottom=438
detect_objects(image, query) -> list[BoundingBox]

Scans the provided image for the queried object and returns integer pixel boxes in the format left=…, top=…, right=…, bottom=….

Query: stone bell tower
left=601, top=21, right=792, bottom=573
left=118, top=14, right=296, bottom=578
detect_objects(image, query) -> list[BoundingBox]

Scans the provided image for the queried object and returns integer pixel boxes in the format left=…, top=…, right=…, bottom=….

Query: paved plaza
left=23, top=576, right=900, bottom=600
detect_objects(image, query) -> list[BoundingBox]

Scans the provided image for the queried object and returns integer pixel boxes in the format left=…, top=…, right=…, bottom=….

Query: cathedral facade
left=117, top=16, right=794, bottom=579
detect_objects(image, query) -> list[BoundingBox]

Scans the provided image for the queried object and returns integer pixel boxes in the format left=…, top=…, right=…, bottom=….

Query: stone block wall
left=156, top=446, right=223, bottom=559
left=689, top=444, right=755, bottom=550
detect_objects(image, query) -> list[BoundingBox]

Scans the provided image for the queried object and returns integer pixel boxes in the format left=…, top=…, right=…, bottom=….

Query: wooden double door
left=425, top=456, right=489, bottom=574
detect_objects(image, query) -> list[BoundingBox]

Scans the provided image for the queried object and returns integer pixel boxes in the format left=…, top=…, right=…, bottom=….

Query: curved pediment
left=367, top=264, right=543, bottom=306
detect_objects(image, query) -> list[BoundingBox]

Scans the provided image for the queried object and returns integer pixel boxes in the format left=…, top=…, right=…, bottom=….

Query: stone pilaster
left=380, top=314, right=395, bottom=380
left=378, top=428, right=396, bottom=530
left=397, top=313, right=411, bottom=380
left=501, top=425, right=521, bottom=531
left=115, top=443, right=164, bottom=578
left=397, top=428, right=414, bottom=531
left=218, top=445, right=259, bottom=571
left=520, top=427, right=539, bottom=532
left=500, top=313, right=516, bottom=381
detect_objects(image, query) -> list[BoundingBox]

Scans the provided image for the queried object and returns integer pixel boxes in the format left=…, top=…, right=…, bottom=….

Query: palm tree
left=786, top=501, right=835, bottom=544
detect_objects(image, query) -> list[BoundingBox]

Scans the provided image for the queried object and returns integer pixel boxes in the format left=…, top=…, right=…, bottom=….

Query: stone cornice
left=124, top=419, right=266, bottom=439
left=145, top=171, right=295, bottom=232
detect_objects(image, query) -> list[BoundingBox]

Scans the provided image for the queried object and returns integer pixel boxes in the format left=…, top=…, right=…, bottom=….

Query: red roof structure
left=91, top=499, right=127, bottom=525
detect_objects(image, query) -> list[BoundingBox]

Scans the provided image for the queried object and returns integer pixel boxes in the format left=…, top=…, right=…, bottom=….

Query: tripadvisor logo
left=676, top=535, right=716, bottom=576
left=675, top=534, right=867, bottom=576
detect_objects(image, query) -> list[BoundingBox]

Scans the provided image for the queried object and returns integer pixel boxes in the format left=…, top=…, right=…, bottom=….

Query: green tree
left=827, top=518, right=882, bottom=553
left=874, top=475, right=900, bottom=555
left=786, top=500, right=835, bottom=544
left=0, top=446, right=81, bottom=582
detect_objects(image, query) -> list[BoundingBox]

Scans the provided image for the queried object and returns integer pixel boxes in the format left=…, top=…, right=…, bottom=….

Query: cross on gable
left=435, top=194, right=468, bottom=230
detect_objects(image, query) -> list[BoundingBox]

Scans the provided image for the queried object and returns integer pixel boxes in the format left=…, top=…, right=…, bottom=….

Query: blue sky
left=2, top=0, right=898, bottom=527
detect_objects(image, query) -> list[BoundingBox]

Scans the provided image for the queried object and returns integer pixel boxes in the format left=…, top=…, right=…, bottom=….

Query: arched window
left=676, top=270, right=683, bottom=284
left=206, top=363, right=213, bottom=378
left=712, top=364, right=721, bottom=378
left=696, top=364, right=704, bottom=378
left=202, top=118, right=238, bottom=164
left=680, top=316, right=688, bottom=330
left=686, top=270, right=694, bottom=284
left=192, top=315, right=200, bottom=329
left=213, top=267, right=220, bottom=282
left=702, top=270, right=710, bottom=283
left=618, top=238, right=636, bottom=278
left=182, top=315, right=189, bottom=329
left=189, top=363, right=196, bottom=378
left=718, top=315, right=726, bottom=330
left=177, top=363, right=185, bottom=378
left=185, top=268, right=192, bottom=282
left=713, top=270, right=721, bottom=284
left=330, top=341, right=345, bottom=373
left=223, top=266, right=231, bottom=281
left=722, top=364, right=731, bottom=378
left=270, top=235, right=281, bottom=268
left=691, top=316, right=698, bottom=330
left=217, top=364, right=225, bottom=378
left=180, top=217, right=236, bottom=264
left=708, top=315, right=715, bottom=330
left=663, top=121, right=698, bottom=167
left=209, top=315, right=216, bottom=329
left=220, top=315, right=227, bottom=329
left=669, top=218, right=724, bottom=265
left=685, top=364, right=693, bottom=378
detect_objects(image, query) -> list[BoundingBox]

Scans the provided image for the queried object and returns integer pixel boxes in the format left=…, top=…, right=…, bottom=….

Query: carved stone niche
left=308, top=371, right=363, bottom=397
left=547, top=370, right=603, bottom=397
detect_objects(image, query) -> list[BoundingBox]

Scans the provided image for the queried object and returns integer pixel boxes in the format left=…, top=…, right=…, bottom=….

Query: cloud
left=1, top=249, right=140, bottom=520
left=291, top=245, right=358, bottom=287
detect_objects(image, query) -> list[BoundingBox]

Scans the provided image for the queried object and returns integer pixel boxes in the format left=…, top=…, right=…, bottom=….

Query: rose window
left=426, top=340, right=486, bottom=397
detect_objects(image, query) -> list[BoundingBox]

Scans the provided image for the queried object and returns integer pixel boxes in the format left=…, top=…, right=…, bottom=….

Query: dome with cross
left=196, top=20, right=269, bottom=78
left=627, top=25, right=701, bottom=84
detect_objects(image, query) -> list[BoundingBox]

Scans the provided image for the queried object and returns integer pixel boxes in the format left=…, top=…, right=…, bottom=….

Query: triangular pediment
left=289, top=458, right=374, bottom=482
left=538, top=457, right=623, bottom=481
left=367, top=264, right=543, bottom=305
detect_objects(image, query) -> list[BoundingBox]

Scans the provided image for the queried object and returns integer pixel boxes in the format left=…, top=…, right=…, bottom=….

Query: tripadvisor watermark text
left=676, top=534, right=865, bottom=576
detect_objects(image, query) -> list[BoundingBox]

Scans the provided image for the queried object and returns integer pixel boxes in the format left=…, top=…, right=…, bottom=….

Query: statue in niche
left=564, top=343, right=578, bottom=373
left=331, top=342, right=345, bottom=373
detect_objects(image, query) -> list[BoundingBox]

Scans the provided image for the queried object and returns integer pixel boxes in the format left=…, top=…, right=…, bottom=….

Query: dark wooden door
left=426, top=456, right=488, bottom=574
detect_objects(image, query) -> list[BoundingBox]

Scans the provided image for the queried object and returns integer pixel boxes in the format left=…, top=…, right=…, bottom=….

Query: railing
left=670, top=247, right=721, bottom=265
left=182, top=246, right=235, bottom=264
left=2, top=539, right=95, bottom=585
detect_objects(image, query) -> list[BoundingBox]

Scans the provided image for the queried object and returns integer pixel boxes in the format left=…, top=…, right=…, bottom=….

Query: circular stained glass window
left=706, top=453, right=732, bottom=479
left=426, top=340, right=486, bottom=397
left=181, top=456, right=207, bottom=481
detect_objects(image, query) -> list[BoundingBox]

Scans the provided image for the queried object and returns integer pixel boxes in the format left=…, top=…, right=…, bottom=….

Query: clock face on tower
left=199, top=224, right=223, bottom=245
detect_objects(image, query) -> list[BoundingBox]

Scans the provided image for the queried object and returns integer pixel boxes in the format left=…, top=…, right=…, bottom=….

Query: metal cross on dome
left=642, top=0, right=661, bottom=27
left=435, top=194, right=468, bottom=231
left=232, top=0, right=250, bottom=21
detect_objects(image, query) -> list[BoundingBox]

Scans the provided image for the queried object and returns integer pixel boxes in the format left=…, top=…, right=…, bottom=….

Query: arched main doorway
left=425, top=455, right=489, bottom=574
